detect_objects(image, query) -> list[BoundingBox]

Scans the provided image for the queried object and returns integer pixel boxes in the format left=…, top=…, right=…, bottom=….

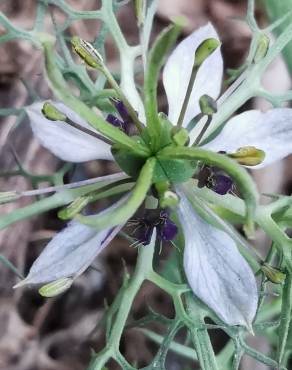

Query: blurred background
left=0, top=0, right=291, bottom=369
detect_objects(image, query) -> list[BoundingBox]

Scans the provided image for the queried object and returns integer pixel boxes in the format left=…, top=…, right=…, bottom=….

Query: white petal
left=205, top=109, right=292, bottom=168
left=177, top=191, right=258, bottom=327
left=163, top=23, right=223, bottom=127
left=19, top=222, right=120, bottom=285
left=26, top=101, right=112, bottom=162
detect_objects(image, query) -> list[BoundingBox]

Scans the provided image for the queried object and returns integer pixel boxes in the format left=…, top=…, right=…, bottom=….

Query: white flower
left=162, top=22, right=292, bottom=327
left=23, top=23, right=292, bottom=327
left=163, top=23, right=292, bottom=169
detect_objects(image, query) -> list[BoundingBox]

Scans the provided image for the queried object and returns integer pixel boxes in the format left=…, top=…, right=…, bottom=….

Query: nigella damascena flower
left=21, top=23, right=292, bottom=328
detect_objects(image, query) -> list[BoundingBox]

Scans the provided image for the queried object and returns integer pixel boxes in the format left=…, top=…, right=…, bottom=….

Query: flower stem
left=89, top=236, right=156, bottom=369
left=101, top=64, right=145, bottom=133
left=277, top=272, right=292, bottom=366
left=176, top=63, right=198, bottom=128
left=193, top=115, right=212, bottom=146
left=186, top=295, right=219, bottom=370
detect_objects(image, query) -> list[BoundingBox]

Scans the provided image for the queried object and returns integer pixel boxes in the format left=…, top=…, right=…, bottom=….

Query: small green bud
left=228, top=146, right=265, bottom=166
left=171, top=127, right=190, bottom=146
left=155, top=181, right=170, bottom=195
left=261, top=264, right=286, bottom=284
left=195, top=38, right=221, bottom=67
left=199, top=94, right=217, bottom=115
left=0, top=191, right=20, bottom=204
left=39, top=277, right=73, bottom=297
left=71, top=36, right=103, bottom=69
left=134, top=0, right=145, bottom=27
left=42, top=102, right=67, bottom=121
left=254, top=34, right=270, bottom=63
left=58, top=196, right=90, bottom=220
left=159, top=190, right=179, bottom=208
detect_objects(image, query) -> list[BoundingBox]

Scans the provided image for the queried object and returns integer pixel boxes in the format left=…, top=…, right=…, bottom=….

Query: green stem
left=193, top=115, right=212, bottom=145
left=0, top=178, right=121, bottom=230
left=204, top=19, right=292, bottom=143
left=90, top=239, right=155, bottom=369
left=101, top=64, right=144, bottom=133
left=101, top=0, right=144, bottom=119
left=186, top=295, right=219, bottom=370
left=177, top=63, right=198, bottom=128
left=138, top=328, right=198, bottom=361
left=277, top=272, right=292, bottom=366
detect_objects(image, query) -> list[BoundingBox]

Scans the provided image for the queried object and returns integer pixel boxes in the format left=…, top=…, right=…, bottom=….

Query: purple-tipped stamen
left=106, top=114, right=126, bottom=132
left=113, top=99, right=131, bottom=123
left=197, top=164, right=234, bottom=195
left=211, top=174, right=233, bottom=195
left=159, top=218, right=178, bottom=241
left=131, top=209, right=178, bottom=246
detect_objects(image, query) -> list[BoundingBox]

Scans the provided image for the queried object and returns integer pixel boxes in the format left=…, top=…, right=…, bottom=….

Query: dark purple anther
left=137, top=226, right=154, bottom=246
left=113, top=99, right=130, bottom=123
left=212, top=174, right=233, bottom=195
left=159, top=218, right=178, bottom=241
left=130, top=209, right=178, bottom=246
left=106, top=114, right=126, bottom=132
left=197, top=164, right=234, bottom=195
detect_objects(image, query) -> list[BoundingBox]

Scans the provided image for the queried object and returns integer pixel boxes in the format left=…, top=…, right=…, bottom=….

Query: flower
left=163, top=23, right=292, bottom=168
left=21, top=22, right=292, bottom=327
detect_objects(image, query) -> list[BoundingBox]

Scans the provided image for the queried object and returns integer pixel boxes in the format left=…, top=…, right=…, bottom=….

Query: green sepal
left=153, top=158, right=197, bottom=183
left=111, top=144, right=147, bottom=179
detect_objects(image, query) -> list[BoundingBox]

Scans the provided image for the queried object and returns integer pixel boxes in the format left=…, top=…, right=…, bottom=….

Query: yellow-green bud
left=199, top=94, right=217, bottom=115
left=134, top=0, right=145, bottom=27
left=71, top=36, right=103, bottom=69
left=0, top=191, right=19, bottom=204
left=254, top=34, right=270, bottom=63
left=195, top=38, right=221, bottom=67
left=39, top=278, right=73, bottom=298
left=155, top=181, right=170, bottom=195
left=261, top=264, right=286, bottom=284
left=42, top=102, right=67, bottom=121
left=228, top=146, right=265, bottom=166
left=171, top=127, right=190, bottom=146
left=58, top=196, right=90, bottom=220
left=159, top=190, right=179, bottom=208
